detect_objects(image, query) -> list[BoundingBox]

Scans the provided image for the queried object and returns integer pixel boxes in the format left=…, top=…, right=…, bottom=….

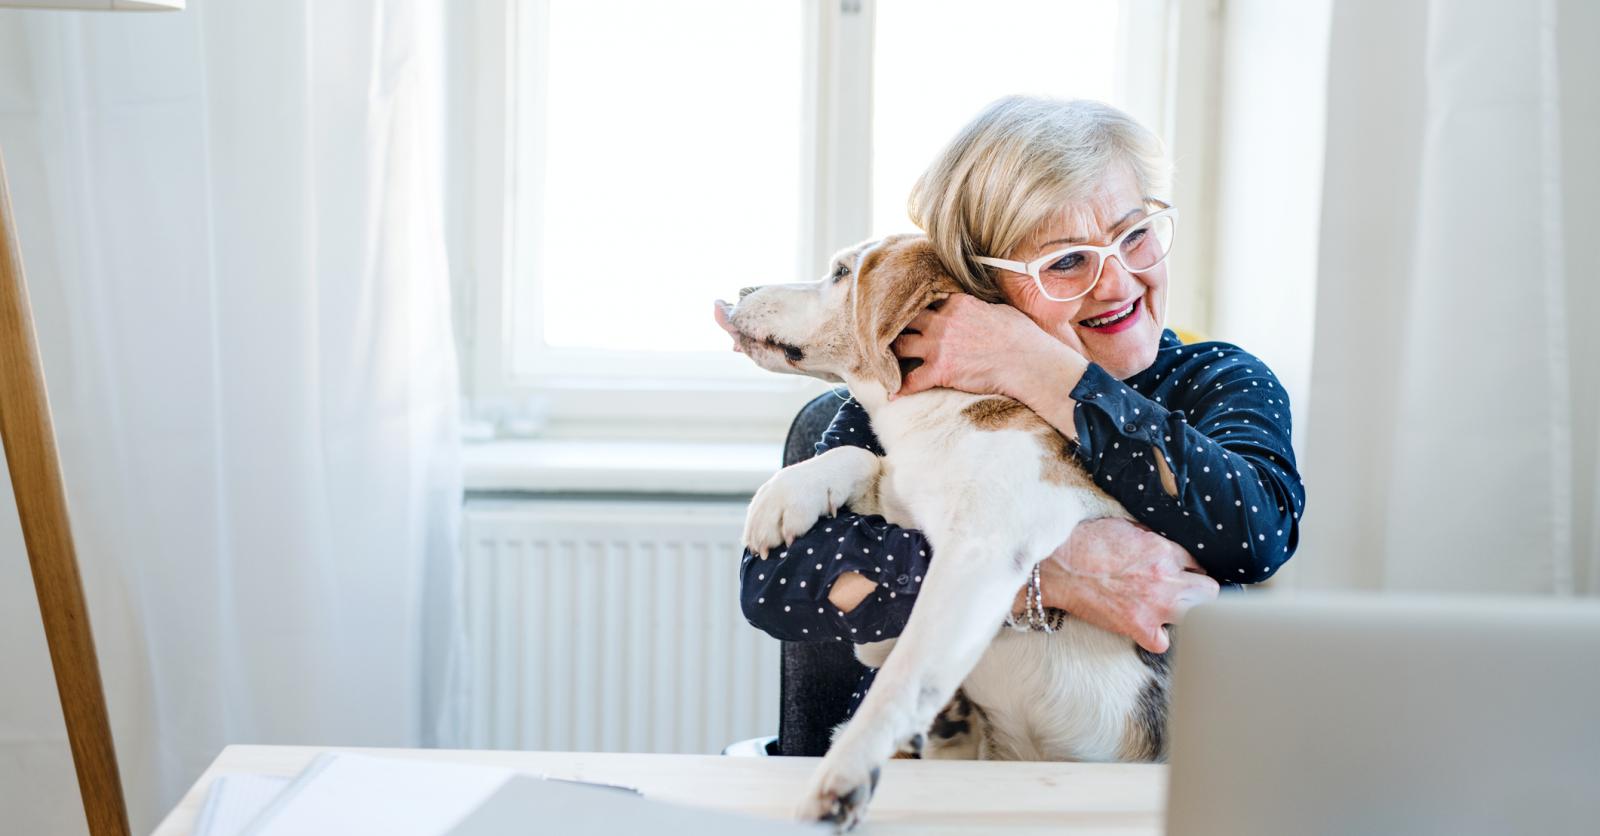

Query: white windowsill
left=462, top=438, right=782, bottom=496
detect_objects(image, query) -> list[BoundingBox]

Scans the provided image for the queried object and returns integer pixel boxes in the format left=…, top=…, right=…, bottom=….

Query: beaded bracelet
left=1028, top=562, right=1054, bottom=634
left=1004, top=563, right=1055, bottom=634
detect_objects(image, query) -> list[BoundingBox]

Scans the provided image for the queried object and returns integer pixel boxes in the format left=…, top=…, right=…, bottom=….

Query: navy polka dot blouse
left=738, top=329, right=1305, bottom=644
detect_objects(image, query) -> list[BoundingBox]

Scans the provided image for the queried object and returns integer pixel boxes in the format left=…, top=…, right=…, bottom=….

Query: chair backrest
left=776, top=389, right=870, bottom=756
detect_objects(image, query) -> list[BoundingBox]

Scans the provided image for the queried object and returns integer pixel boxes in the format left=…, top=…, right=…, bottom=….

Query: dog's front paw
left=795, top=760, right=881, bottom=832
left=742, top=468, right=838, bottom=557
left=742, top=447, right=881, bottom=557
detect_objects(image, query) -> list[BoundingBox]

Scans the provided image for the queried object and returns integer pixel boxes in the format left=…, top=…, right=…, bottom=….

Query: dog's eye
left=831, top=263, right=850, bottom=282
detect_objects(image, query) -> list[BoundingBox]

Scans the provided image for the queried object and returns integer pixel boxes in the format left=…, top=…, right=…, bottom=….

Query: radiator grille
left=461, top=499, right=779, bottom=753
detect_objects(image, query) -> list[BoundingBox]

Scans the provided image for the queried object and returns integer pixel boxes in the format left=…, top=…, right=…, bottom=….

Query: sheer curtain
left=1293, top=0, right=1600, bottom=595
left=0, top=1, right=462, bottom=833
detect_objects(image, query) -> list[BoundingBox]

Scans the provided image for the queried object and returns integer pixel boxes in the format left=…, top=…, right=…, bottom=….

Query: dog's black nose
left=738, top=286, right=758, bottom=299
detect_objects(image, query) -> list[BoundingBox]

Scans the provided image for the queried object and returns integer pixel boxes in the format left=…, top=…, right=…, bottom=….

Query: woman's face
left=994, top=165, right=1167, bottom=380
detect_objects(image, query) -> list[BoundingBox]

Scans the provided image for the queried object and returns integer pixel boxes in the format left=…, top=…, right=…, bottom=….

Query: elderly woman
left=739, top=97, right=1304, bottom=692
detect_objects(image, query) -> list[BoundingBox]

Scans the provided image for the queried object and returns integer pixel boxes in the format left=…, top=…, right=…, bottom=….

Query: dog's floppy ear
left=850, top=237, right=962, bottom=392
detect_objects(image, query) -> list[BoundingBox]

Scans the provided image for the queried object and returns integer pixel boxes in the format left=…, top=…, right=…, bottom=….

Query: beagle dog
left=715, top=235, right=1169, bottom=830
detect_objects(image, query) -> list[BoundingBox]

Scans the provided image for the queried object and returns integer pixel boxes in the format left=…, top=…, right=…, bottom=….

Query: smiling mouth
left=1079, top=298, right=1139, bottom=329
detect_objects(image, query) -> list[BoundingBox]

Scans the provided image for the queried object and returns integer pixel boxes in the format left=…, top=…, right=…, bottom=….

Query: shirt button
left=1123, top=422, right=1139, bottom=433
left=1081, top=392, right=1100, bottom=400
left=896, top=574, right=910, bottom=586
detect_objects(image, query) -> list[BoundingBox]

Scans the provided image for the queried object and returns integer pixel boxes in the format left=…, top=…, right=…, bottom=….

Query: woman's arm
left=741, top=400, right=1220, bottom=651
left=1035, top=518, right=1218, bottom=653
left=738, top=399, right=934, bottom=643
left=894, top=296, right=1304, bottom=580
left=739, top=510, right=933, bottom=642
left=1049, top=357, right=1304, bottom=582
left=888, top=296, right=1303, bottom=649
left=893, top=296, right=1090, bottom=442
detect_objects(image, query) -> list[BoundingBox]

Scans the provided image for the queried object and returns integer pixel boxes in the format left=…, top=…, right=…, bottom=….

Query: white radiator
left=461, top=498, right=780, bottom=754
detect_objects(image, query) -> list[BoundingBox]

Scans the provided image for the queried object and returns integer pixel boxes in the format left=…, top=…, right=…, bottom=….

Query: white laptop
left=1165, top=593, right=1600, bottom=836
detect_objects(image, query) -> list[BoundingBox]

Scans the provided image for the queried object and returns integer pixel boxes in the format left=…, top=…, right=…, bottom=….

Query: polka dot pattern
left=738, top=330, right=1305, bottom=648
left=737, top=395, right=924, bottom=641
left=1068, top=331, right=1304, bottom=581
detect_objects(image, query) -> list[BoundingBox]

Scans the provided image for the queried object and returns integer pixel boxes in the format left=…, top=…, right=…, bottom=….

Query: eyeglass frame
left=972, top=202, right=1180, bottom=303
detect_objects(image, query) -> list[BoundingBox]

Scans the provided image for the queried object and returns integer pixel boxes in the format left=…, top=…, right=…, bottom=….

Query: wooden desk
left=152, top=746, right=1167, bottom=835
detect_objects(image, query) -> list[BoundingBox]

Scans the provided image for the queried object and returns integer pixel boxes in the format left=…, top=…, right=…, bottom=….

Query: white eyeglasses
left=974, top=205, right=1179, bottom=303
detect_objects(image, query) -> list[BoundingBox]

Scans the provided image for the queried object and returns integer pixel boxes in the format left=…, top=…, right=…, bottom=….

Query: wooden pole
left=0, top=151, right=130, bottom=836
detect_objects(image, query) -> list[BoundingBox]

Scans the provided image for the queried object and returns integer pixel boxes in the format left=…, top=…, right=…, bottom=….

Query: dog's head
left=714, top=234, right=961, bottom=394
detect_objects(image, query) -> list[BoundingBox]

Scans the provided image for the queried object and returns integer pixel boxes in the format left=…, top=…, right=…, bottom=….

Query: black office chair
left=720, top=388, right=872, bottom=758
left=775, top=389, right=872, bottom=757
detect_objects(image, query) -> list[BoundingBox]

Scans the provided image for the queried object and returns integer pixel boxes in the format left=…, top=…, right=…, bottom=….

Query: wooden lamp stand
left=0, top=151, right=131, bottom=836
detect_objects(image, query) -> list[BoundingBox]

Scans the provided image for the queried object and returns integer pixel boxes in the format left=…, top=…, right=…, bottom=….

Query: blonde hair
left=908, top=96, right=1171, bottom=302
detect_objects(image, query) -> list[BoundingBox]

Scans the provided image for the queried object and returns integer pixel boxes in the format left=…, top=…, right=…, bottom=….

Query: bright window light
left=533, top=1, right=805, bottom=356
left=870, top=0, right=1121, bottom=237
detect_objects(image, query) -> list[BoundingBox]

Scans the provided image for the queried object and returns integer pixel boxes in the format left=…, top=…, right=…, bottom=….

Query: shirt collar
left=1122, top=329, right=1182, bottom=387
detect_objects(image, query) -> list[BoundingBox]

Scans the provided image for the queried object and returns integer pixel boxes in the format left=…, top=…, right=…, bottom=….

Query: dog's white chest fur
left=850, top=390, right=1156, bottom=763
left=869, top=391, right=1113, bottom=527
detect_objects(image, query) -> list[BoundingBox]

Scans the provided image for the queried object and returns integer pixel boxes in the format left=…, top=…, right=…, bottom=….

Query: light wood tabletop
left=151, top=745, right=1168, bottom=835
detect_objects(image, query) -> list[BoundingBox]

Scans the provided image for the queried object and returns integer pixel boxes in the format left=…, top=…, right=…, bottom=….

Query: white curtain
left=0, top=1, right=462, bottom=833
left=1295, top=0, right=1600, bottom=594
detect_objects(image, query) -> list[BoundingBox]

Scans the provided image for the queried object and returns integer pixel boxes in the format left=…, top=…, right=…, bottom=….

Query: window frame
left=450, top=0, right=1222, bottom=442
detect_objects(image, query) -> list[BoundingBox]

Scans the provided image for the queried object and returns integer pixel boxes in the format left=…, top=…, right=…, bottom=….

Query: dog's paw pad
left=814, top=783, right=871, bottom=831
left=798, top=767, right=880, bottom=832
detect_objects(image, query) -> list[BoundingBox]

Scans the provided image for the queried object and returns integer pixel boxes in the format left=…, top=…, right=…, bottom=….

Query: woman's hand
left=892, top=295, right=1084, bottom=400
left=1035, top=518, right=1219, bottom=653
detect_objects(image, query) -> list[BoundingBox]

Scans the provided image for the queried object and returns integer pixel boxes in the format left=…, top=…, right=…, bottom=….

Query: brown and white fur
left=715, top=235, right=1170, bottom=830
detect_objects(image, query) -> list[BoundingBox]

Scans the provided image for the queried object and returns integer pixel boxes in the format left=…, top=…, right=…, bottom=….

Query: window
left=519, top=1, right=806, bottom=363
left=457, top=0, right=1213, bottom=441
left=872, top=0, right=1126, bottom=237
